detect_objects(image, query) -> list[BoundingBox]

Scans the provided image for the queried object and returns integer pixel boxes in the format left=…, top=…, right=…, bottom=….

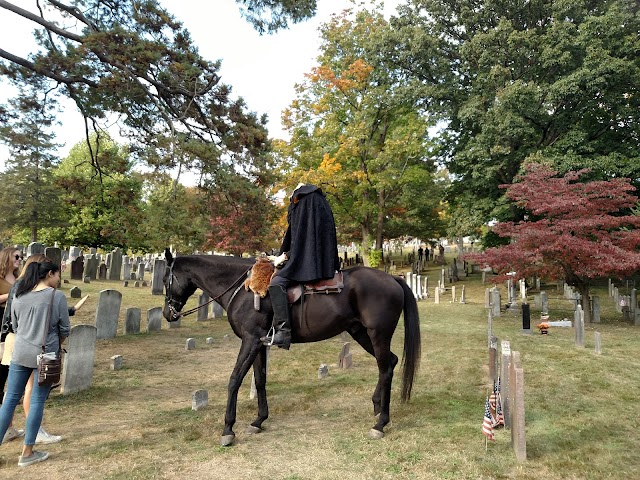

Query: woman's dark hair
left=16, top=261, right=60, bottom=297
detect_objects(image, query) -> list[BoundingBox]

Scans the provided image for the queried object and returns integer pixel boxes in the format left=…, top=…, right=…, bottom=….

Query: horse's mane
left=176, top=254, right=255, bottom=268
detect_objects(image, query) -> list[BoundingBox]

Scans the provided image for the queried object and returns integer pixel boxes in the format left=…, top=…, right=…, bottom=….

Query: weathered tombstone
left=434, top=287, right=440, bottom=304
left=134, top=281, right=140, bottom=287
left=509, top=351, right=526, bottom=462
left=123, top=281, right=129, bottom=288
left=489, top=335, right=498, bottom=383
left=124, top=307, right=141, bottom=335
left=491, top=288, right=501, bottom=317
left=487, top=309, right=493, bottom=346
left=142, top=280, right=148, bottom=287
left=137, top=263, right=145, bottom=281
left=122, top=257, right=131, bottom=280
left=168, top=318, right=181, bottom=328
left=68, top=246, right=81, bottom=260
left=521, top=303, right=532, bottom=334
left=338, top=342, right=352, bottom=369
left=459, top=285, right=466, bottom=304
left=206, top=337, right=214, bottom=345
left=540, top=291, right=549, bottom=313
left=70, top=256, right=85, bottom=280
left=186, top=338, right=196, bottom=350
left=44, top=246, right=62, bottom=270
left=98, top=263, right=108, bottom=280
left=318, top=364, right=329, bottom=379
left=105, top=253, right=112, bottom=268
left=591, top=295, right=601, bottom=323
left=70, top=286, right=82, bottom=299
left=574, top=306, right=585, bottom=348
left=60, top=324, right=97, bottom=396
left=151, top=258, right=166, bottom=295
left=108, top=248, right=122, bottom=280
left=111, top=355, right=124, bottom=370
left=197, top=293, right=210, bottom=321
left=485, top=288, right=491, bottom=308
left=207, top=300, right=223, bottom=320
left=26, top=242, right=45, bottom=257
left=83, top=276, right=91, bottom=284
left=534, top=294, right=541, bottom=309
left=147, top=307, right=163, bottom=332
left=451, top=285, right=456, bottom=302
left=95, top=289, right=122, bottom=339
left=192, top=389, right=208, bottom=411
left=500, top=340, right=512, bottom=427
left=594, top=332, right=602, bottom=354
left=482, top=271, right=487, bottom=284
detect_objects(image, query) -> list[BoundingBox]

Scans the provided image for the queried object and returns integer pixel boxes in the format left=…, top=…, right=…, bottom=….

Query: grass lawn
left=1, top=256, right=638, bottom=479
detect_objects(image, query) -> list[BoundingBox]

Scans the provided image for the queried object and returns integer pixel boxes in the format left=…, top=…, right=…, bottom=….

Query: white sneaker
left=3, top=426, right=24, bottom=443
left=35, top=427, right=62, bottom=444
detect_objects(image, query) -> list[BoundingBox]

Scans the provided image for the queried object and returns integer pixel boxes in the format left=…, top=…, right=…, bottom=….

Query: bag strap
left=41, top=288, right=56, bottom=354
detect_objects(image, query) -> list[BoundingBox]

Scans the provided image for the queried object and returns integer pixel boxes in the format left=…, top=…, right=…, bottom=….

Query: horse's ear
left=165, top=248, right=173, bottom=266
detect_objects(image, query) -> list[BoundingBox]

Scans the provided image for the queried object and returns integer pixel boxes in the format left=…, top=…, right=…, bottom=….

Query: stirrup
left=261, top=325, right=276, bottom=346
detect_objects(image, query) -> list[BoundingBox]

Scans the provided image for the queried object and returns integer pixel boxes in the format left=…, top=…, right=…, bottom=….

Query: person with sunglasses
left=0, top=247, right=22, bottom=442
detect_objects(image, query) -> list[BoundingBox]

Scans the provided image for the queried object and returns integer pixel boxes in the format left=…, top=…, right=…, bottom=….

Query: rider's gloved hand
left=271, top=252, right=288, bottom=267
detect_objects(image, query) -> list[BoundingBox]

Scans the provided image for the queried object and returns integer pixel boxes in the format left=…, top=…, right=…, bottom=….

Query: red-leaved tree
left=466, top=163, right=640, bottom=323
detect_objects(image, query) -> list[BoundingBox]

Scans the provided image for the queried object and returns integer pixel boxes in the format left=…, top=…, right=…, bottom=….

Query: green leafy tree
left=0, top=73, right=65, bottom=242
left=0, top=0, right=271, bottom=188
left=277, top=7, right=442, bottom=255
left=51, top=134, right=144, bottom=250
left=391, top=0, right=640, bottom=237
left=140, top=174, right=209, bottom=253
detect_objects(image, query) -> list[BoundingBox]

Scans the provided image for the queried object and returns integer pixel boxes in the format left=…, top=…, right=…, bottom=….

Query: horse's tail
left=396, top=277, right=421, bottom=402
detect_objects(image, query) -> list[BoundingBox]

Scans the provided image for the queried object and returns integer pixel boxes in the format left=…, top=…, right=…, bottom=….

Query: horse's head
left=162, top=248, right=193, bottom=322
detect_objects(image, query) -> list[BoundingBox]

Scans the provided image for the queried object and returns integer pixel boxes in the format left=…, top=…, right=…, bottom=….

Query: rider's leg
left=261, top=275, right=292, bottom=349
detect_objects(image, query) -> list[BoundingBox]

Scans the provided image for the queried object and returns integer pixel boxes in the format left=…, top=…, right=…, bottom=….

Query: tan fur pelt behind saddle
left=244, top=257, right=275, bottom=298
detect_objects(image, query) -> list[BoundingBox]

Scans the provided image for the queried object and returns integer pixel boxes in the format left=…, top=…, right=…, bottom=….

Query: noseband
left=165, top=264, right=184, bottom=319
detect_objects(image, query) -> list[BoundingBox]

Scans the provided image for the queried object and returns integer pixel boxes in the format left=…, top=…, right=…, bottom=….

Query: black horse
left=162, top=249, right=421, bottom=446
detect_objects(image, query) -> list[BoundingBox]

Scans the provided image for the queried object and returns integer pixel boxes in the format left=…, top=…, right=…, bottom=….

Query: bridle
left=165, top=261, right=251, bottom=321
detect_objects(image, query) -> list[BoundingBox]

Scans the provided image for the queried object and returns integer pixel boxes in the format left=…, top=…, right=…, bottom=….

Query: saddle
left=245, top=258, right=344, bottom=308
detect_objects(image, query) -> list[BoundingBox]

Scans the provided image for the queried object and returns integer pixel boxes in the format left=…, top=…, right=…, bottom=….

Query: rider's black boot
left=261, top=285, right=292, bottom=350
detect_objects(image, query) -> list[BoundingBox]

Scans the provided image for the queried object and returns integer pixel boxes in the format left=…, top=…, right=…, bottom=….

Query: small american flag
left=482, top=397, right=495, bottom=441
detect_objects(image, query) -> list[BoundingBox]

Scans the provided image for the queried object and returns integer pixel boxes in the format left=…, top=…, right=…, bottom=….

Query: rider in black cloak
left=261, top=184, right=340, bottom=349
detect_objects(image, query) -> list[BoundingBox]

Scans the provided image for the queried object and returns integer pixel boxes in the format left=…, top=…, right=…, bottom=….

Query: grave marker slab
left=192, top=389, right=208, bottom=411
left=95, top=289, right=122, bottom=339
left=147, top=307, right=163, bottom=332
left=151, top=258, right=166, bottom=295
left=70, top=286, right=82, bottom=299
left=60, top=324, right=97, bottom=395
left=124, top=307, right=141, bottom=334
left=111, top=355, right=124, bottom=370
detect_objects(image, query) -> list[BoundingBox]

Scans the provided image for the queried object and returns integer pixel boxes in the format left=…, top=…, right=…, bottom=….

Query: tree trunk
left=578, top=285, right=592, bottom=324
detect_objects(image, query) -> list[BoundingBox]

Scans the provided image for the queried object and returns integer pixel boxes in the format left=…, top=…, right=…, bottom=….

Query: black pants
left=0, top=363, right=8, bottom=404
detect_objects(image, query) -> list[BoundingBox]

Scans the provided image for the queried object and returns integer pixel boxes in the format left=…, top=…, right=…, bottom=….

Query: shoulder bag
left=37, top=289, right=62, bottom=387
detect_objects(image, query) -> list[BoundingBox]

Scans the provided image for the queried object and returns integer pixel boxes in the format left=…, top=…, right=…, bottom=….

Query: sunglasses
left=14, top=254, right=23, bottom=260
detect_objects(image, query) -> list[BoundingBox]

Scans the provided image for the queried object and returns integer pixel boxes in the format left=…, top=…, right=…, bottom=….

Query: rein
left=167, top=263, right=251, bottom=320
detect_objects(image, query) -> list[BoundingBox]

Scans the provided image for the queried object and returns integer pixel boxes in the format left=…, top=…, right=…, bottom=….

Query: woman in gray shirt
left=0, top=261, right=69, bottom=468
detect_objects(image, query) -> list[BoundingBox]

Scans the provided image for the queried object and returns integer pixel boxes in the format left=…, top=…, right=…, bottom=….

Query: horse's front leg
left=247, top=344, right=269, bottom=433
left=221, top=338, right=261, bottom=446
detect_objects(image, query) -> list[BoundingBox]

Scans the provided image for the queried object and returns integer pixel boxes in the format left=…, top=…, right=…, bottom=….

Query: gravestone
left=591, top=295, right=601, bottom=323
left=318, top=364, right=329, bottom=379
left=434, top=287, right=440, bottom=304
left=95, top=289, right=122, bottom=339
left=169, top=318, right=181, bottom=328
left=500, top=340, right=512, bottom=427
left=491, top=288, right=501, bottom=317
left=186, top=338, right=196, bottom=350
left=108, top=247, right=123, bottom=280
left=540, top=291, right=549, bottom=313
left=111, top=355, right=124, bottom=370
left=60, top=324, right=97, bottom=396
left=574, top=306, right=585, bottom=348
left=137, top=263, right=145, bottom=281
left=192, top=390, right=208, bottom=411
left=197, top=293, right=210, bottom=321
left=147, top=307, right=163, bottom=332
left=485, top=288, right=491, bottom=308
left=83, top=276, right=91, bottom=284
left=45, top=247, right=62, bottom=273
left=26, top=242, right=45, bottom=257
left=85, top=255, right=99, bottom=280
left=90, top=247, right=97, bottom=255
left=338, top=342, right=352, bottom=369
left=68, top=246, right=81, bottom=260
left=521, top=304, right=532, bottom=334
left=70, top=256, right=85, bottom=280
left=70, top=286, right=82, bottom=299
left=460, top=285, right=466, bottom=304
left=105, top=253, right=111, bottom=268
left=594, top=332, right=602, bottom=354
left=213, top=302, right=224, bottom=319
left=124, top=307, right=141, bottom=335
left=509, top=351, right=526, bottom=462
left=206, top=337, right=214, bottom=345
left=489, top=335, right=498, bottom=383
left=98, top=263, right=108, bottom=280
left=151, top=258, right=166, bottom=295
left=451, top=285, right=456, bottom=302
left=122, top=257, right=131, bottom=280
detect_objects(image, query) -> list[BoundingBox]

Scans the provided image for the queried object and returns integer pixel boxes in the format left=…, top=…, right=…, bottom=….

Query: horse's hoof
left=246, top=425, right=262, bottom=434
left=220, top=434, right=236, bottom=446
left=369, top=429, right=384, bottom=440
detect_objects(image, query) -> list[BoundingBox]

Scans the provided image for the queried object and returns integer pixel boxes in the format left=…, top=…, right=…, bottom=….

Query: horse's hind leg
left=247, top=344, right=269, bottom=433
left=369, top=334, right=398, bottom=439
left=348, top=325, right=383, bottom=416
left=221, top=338, right=261, bottom=446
